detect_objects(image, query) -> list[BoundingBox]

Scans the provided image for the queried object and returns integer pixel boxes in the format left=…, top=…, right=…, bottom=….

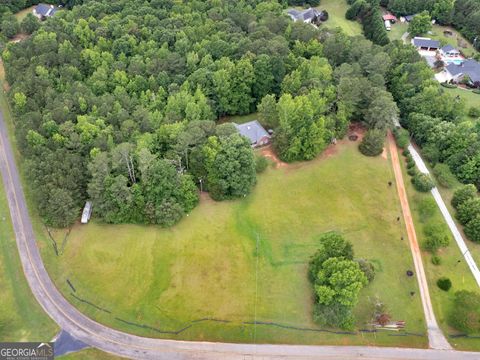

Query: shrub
left=465, top=216, right=480, bottom=243
left=448, top=290, right=480, bottom=333
left=255, top=155, right=269, bottom=173
left=357, top=259, right=376, bottom=283
left=359, top=129, right=385, bottom=157
left=468, top=107, right=480, bottom=118
left=407, top=167, right=418, bottom=176
left=457, top=198, right=480, bottom=225
left=402, top=149, right=410, bottom=157
left=393, top=127, right=410, bottom=148
left=432, top=163, right=456, bottom=188
left=405, top=153, right=413, bottom=162
left=418, top=197, right=436, bottom=222
left=412, top=173, right=434, bottom=192
left=473, top=89, right=480, bottom=94
left=406, top=159, right=416, bottom=169
left=437, top=277, right=452, bottom=291
left=423, top=223, right=450, bottom=253
left=431, top=255, right=441, bottom=265
left=451, top=184, right=477, bottom=209
left=440, top=82, right=457, bottom=89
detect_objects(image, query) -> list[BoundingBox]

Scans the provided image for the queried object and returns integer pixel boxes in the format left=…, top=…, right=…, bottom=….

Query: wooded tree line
left=4, top=0, right=401, bottom=228
left=346, top=0, right=390, bottom=46
left=386, top=41, right=480, bottom=190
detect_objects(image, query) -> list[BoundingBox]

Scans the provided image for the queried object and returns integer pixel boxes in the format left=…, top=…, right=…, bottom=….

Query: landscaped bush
left=407, top=167, right=418, bottom=176
left=473, top=89, right=480, bottom=95
left=423, top=223, right=450, bottom=253
left=402, top=149, right=410, bottom=157
left=412, top=173, right=434, bottom=192
left=393, top=127, right=410, bottom=148
left=406, top=159, right=416, bottom=169
left=457, top=198, right=480, bottom=225
left=359, top=129, right=385, bottom=157
left=449, top=290, right=480, bottom=333
left=465, top=216, right=480, bottom=243
left=451, top=184, right=477, bottom=209
left=437, top=277, right=452, bottom=291
left=255, top=155, right=269, bottom=173
left=468, top=107, right=480, bottom=118
left=431, top=255, right=441, bottom=265
left=440, top=82, right=457, bottom=89
left=356, top=259, right=376, bottom=283
left=432, top=163, right=456, bottom=188
left=418, top=197, right=436, bottom=222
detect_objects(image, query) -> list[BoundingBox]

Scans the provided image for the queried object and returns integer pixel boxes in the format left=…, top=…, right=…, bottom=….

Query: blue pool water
left=444, top=59, right=464, bottom=65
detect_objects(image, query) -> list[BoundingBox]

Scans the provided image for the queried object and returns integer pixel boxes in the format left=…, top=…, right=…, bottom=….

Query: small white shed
left=81, top=201, right=92, bottom=224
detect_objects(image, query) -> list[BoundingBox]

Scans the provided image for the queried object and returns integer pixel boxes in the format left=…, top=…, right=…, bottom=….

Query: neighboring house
left=287, top=8, right=323, bottom=24
left=33, top=3, right=57, bottom=20
left=444, top=59, right=480, bottom=85
left=440, top=44, right=461, bottom=57
left=81, top=201, right=93, bottom=224
left=411, top=37, right=441, bottom=51
left=234, top=120, right=271, bottom=148
left=383, top=14, right=397, bottom=23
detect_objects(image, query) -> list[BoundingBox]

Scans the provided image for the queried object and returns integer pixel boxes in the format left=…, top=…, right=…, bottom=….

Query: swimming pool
left=444, top=59, right=464, bottom=65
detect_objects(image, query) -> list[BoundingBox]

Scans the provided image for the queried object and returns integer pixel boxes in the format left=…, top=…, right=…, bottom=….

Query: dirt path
left=387, top=132, right=452, bottom=350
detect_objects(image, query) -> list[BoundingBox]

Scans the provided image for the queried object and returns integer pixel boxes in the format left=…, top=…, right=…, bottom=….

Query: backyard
left=37, top=138, right=427, bottom=348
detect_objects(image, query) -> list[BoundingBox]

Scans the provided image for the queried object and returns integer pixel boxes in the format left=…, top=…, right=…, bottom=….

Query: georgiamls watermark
left=0, top=342, right=54, bottom=360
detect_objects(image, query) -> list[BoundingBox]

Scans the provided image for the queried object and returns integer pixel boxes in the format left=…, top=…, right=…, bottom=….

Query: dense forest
left=2, top=0, right=403, bottom=228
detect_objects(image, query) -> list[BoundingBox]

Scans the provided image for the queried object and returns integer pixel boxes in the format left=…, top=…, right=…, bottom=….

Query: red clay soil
left=260, top=145, right=288, bottom=169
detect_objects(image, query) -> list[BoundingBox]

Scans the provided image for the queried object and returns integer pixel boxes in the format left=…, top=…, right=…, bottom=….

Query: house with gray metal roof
left=33, top=4, right=58, bottom=20
left=411, top=37, right=441, bottom=51
left=287, top=8, right=323, bottom=24
left=445, top=59, right=480, bottom=85
left=234, top=120, right=271, bottom=148
left=440, top=44, right=461, bottom=57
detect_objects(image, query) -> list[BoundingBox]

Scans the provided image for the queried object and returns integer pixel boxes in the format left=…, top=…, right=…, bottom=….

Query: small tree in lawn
left=423, top=223, right=450, bottom=253
left=449, top=290, right=480, bottom=333
left=457, top=198, right=480, bottom=225
left=408, top=11, right=432, bottom=36
left=465, top=216, right=480, bottom=243
left=359, top=129, right=385, bottom=157
left=412, top=173, right=434, bottom=192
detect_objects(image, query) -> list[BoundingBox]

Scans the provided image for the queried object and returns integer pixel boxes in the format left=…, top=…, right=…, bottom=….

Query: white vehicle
left=384, top=20, right=392, bottom=31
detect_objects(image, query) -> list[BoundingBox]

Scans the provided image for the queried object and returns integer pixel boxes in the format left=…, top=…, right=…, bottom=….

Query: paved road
left=387, top=133, right=451, bottom=350
left=408, top=144, right=480, bottom=286
left=0, top=110, right=478, bottom=358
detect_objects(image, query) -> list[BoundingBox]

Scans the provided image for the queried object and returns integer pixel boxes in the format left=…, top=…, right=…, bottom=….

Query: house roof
left=234, top=121, right=270, bottom=145
left=441, top=44, right=459, bottom=53
left=412, top=37, right=440, bottom=49
left=287, top=7, right=322, bottom=22
left=383, top=14, right=397, bottom=21
left=35, top=4, right=57, bottom=17
left=446, top=59, right=480, bottom=83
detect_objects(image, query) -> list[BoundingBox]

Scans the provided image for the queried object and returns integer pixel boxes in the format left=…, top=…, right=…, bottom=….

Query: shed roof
left=412, top=37, right=440, bottom=49
left=234, top=121, right=270, bottom=145
left=383, top=14, right=397, bottom=21
left=287, top=7, right=322, bottom=22
left=441, top=44, right=459, bottom=53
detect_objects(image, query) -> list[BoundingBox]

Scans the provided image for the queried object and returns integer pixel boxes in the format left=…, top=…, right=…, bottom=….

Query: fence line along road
left=408, top=144, right=480, bottom=287
left=1, top=105, right=480, bottom=358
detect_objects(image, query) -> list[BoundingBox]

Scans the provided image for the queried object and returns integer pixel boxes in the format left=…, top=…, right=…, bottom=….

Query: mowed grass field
left=0, top=166, right=58, bottom=341
left=399, top=149, right=480, bottom=351
left=318, top=0, right=362, bottom=36
left=442, top=87, right=480, bottom=111
left=38, top=140, right=427, bottom=347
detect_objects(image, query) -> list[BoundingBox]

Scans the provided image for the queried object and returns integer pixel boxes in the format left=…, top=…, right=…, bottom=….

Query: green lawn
left=399, top=149, right=480, bottom=351
left=388, top=22, right=408, bottom=42
left=58, top=349, right=124, bottom=360
left=37, top=140, right=427, bottom=347
left=14, top=6, right=35, bottom=22
left=441, top=87, right=480, bottom=111
left=318, top=0, right=362, bottom=36
left=220, top=112, right=259, bottom=125
left=429, top=25, right=478, bottom=58
left=0, top=158, right=58, bottom=342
